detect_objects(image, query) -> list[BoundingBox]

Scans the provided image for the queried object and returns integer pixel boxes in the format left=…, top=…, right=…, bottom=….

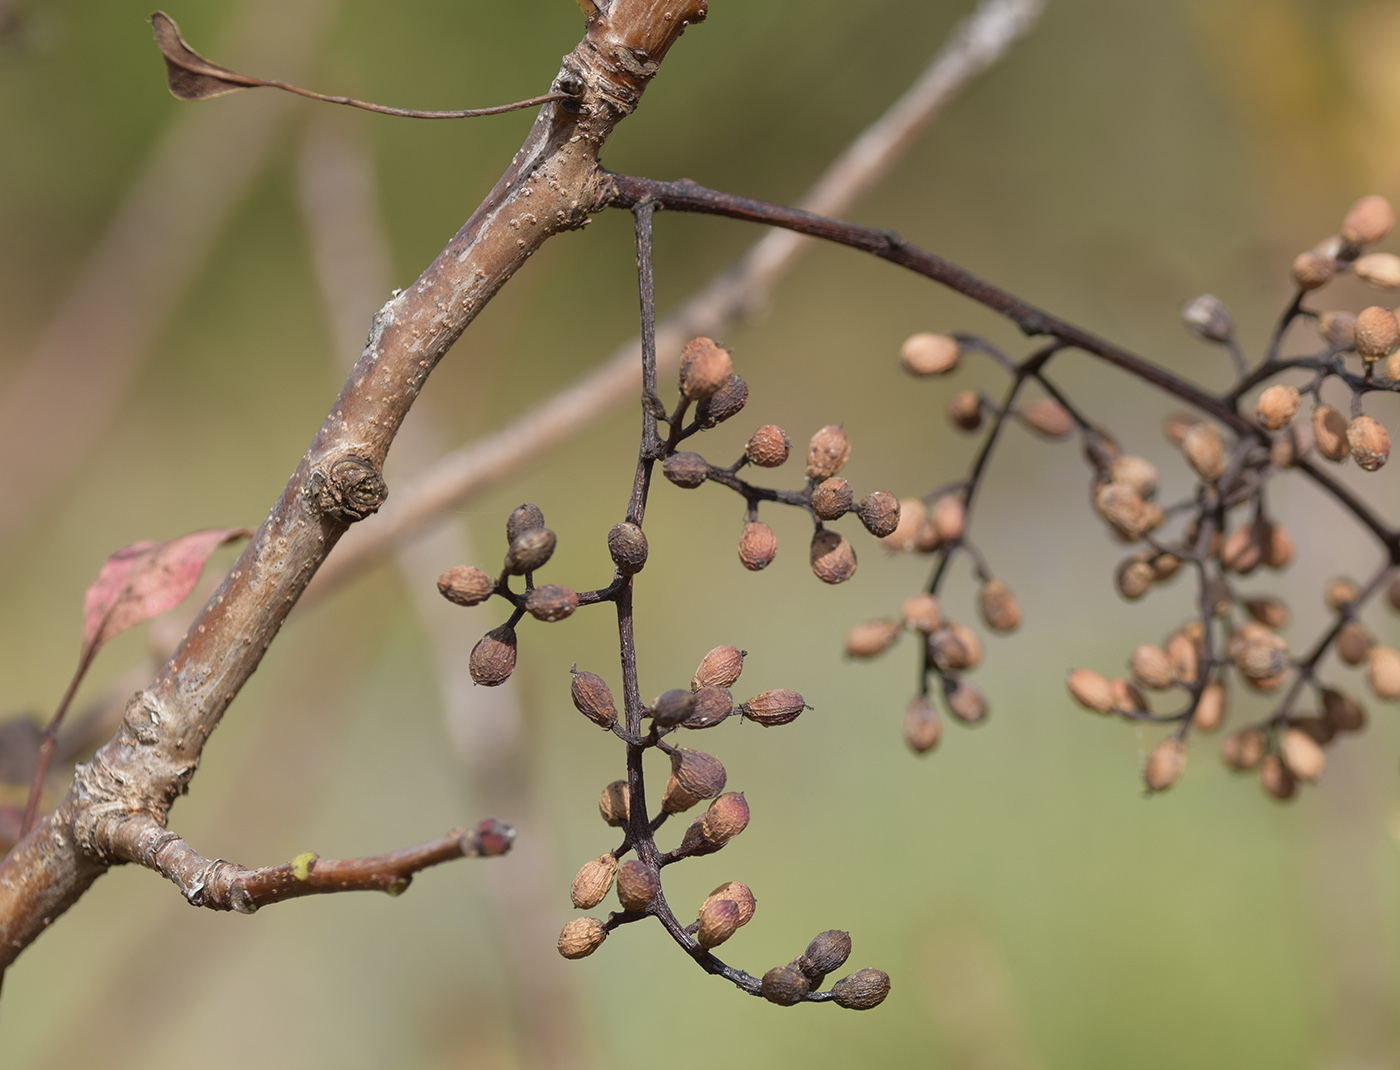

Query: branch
left=307, top=0, right=1043, bottom=595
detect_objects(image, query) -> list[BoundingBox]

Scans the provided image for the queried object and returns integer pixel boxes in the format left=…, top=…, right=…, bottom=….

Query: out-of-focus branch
left=307, top=0, right=1043, bottom=597
left=0, top=0, right=342, bottom=552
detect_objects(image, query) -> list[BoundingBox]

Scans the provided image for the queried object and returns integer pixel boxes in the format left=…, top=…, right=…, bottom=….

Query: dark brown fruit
left=437, top=565, right=494, bottom=607
left=470, top=625, right=517, bottom=686
left=571, top=670, right=617, bottom=728
left=607, top=522, right=649, bottom=575
left=526, top=584, right=578, bottom=622
left=506, top=503, right=545, bottom=543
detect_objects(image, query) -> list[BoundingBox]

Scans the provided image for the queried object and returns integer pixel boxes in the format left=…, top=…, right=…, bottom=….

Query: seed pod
left=598, top=780, right=629, bottom=827
left=1354, top=252, right=1400, bottom=290
left=701, top=792, right=750, bottom=844
left=812, top=477, right=853, bottom=520
left=901, top=593, right=942, bottom=633
left=855, top=491, right=900, bottom=537
left=696, top=898, right=742, bottom=949
left=671, top=748, right=727, bottom=799
left=762, top=964, right=811, bottom=1006
left=1181, top=294, right=1234, bottom=341
left=1116, top=556, right=1155, bottom=600
left=1110, top=455, right=1158, bottom=500
left=1144, top=737, right=1186, bottom=792
left=616, top=860, right=659, bottom=911
left=687, top=686, right=734, bottom=729
left=845, top=619, right=901, bottom=658
left=1259, top=753, right=1297, bottom=801
left=1167, top=632, right=1199, bottom=685
left=928, top=625, right=981, bottom=673
left=832, top=968, right=891, bottom=1011
left=694, top=374, right=748, bottom=428
left=1094, top=482, right=1152, bottom=541
left=1280, top=728, right=1325, bottom=782
left=745, top=424, right=790, bottom=467
left=1222, top=728, right=1265, bottom=770
left=805, top=425, right=851, bottom=481
left=741, top=689, right=808, bottom=726
left=571, top=670, right=617, bottom=728
left=437, top=565, right=495, bottom=607
left=607, top=522, right=649, bottom=575
left=1182, top=424, right=1225, bottom=482
left=1341, top=194, right=1395, bottom=246
left=738, top=521, right=778, bottom=571
left=1153, top=553, right=1183, bottom=582
left=1256, top=385, right=1300, bottom=431
left=678, top=337, right=734, bottom=400
left=1335, top=621, right=1372, bottom=666
left=931, top=494, right=965, bottom=543
left=663, top=451, right=710, bottom=489
left=800, top=930, right=853, bottom=985
left=693, top=646, right=746, bottom=691
left=526, top=584, right=578, bottom=622
left=1291, top=250, right=1334, bottom=290
left=1321, top=688, right=1365, bottom=733
left=978, top=579, right=1022, bottom=633
left=570, top=854, right=618, bottom=909
left=1245, top=597, right=1289, bottom=629
left=1233, top=632, right=1288, bottom=681
left=1192, top=681, right=1226, bottom=732
left=662, top=775, right=700, bottom=814
left=810, top=529, right=857, bottom=584
left=506, top=503, right=546, bottom=543
left=1347, top=415, right=1390, bottom=471
left=652, top=688, right=697, bottom=727
left=505, top=527, right=557, bottom=575
left=946, top=677, right=989, bottom=724
left=947, top=390, right=983, bottom=432
left=1020, top=398, right=1074, bottom=439
left=1367, top=645, right=1400, bottom=700
left=901, top=332, right=960, bottom=376
left=557, top=917, right=607, bottom=959
left=1163, top=412, right=1202, bottom=444
left=903, top=695, right=942, bottom=752
left=701, top=881, right=757, bottom=926
left=1312, top=406, right=1349, bottom=461
left=470, top=625, right=518, bottom=686
left=1067, top=669, right=1115, bottom=713
left=881, top=498, right=926, bottom=551
left=1130, top=645, right=1174, bottom=690
left=1325, top=576, right=1360, bottom=610
left=1355, top=307, right=1400, bottom=360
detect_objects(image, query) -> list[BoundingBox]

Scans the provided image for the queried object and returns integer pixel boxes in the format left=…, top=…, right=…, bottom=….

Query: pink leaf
left=81, top=527, right=252, bottom=655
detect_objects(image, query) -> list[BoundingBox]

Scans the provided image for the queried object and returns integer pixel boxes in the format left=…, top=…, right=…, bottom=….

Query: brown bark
left=0, top=0, right=707, bottom=972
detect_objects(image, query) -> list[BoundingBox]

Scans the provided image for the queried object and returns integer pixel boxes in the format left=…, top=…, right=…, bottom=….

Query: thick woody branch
left=0, top=0, right=704, bottom=972
left=96, top=816, right=514, bottom=913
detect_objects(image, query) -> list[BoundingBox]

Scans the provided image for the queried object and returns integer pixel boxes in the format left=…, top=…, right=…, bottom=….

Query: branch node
left=308, top=455, right=388, bottom=522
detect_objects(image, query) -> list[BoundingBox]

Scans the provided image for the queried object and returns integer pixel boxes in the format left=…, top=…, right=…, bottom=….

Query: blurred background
left=2, top=0, right=1399, bottom=1066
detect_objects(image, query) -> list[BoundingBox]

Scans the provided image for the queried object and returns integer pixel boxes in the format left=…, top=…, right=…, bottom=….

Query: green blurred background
left=2, top=0, right=1399, bottom=1066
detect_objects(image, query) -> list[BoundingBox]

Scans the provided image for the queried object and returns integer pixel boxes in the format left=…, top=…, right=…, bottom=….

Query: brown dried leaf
left=82, top=527, right=251, bottom=655
left=151, top=12, right=265, bottom=101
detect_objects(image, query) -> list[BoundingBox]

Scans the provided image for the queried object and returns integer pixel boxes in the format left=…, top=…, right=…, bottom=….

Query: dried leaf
left=81, top=527, right=251, bottom=654
left=150, top=12, right=263, bottom=101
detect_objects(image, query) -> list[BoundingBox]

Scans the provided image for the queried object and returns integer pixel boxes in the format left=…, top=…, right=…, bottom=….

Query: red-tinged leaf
left=150, top=12, right=266, bottom=101
left=81, top=527, right=252, bottom=655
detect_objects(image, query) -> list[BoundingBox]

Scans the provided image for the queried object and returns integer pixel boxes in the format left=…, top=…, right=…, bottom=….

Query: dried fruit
left=652, top=688, right=697, bottom=727
left=740, top=689, right=808, bottom=726
left=930, top=494, right=965, bottom=543
left=1110, top=455, right=1159, bottom=499
left=1256, top=384, right=1300, bottom=431
left=1220, top=524, right=1263, bottom=575
left=1321, top=688, right=1365, bottom=733
left=1341, top=194, right=1395, bottom=246
left=805, top=425, right=851, bottom=481
left=1281, top=729, right=1325, bottom=782
left=832, top=968, right=891, bottom=1010
left=557, top=917, right=607, bottom=959
left=693, top=645, right=746, bottom=690
left=437, top=565, right=494, bottom=607
left=738, top=521, right=778, bottom=571
left=1291, top=250, right=1334, bottom=290
left=801, top=930, right=853, bottom=981
left=945, top=677, right=989, bottom=724
left=1116, top=556, right=1155, bottom=600
left=1347, top=415, right=1390, bottom=471
left=1130, top=645, right=1173, bottom=690
left=1181, top=294, right=1234, bottom=341
left=901, top=593, right=942, bottom=633
left=506, top=503, right=546, bottom=543
left=700, top=881, right=756, bottom=926
left=526, top=584, right=578, bottom=622
left=1259, top=753, right=1297, bottom=801
left=978, top=579, right=1022, bottom=633
left=687, top=686, right=734, bottom=729
left=1312, top=406, right=1349, bottom=462
left=762, top=964, right=811, bottom=1006
left=1192, top=682, right=1226, bottom=732
left=1318, top=310, right=1358, bottom=349
left=812, top=477, right=853, bottom=520
left=903, top=695, right=941, bottom=752
left=571, top=670, right=617, bottom=728
left=661, top=775, right=700, bottom=814
left=1020, top=398, right=1074, bottom=438
left=1182, top=423, right=1225, bottom=482
left=696, top=898, right=742, bottom=949
left=1221, top=729, right=1265, bottom=770
left=1355, top=306, right=1400, bottom=360
left=679, top=336, right=734, bottom=400
left=928, top=625, right=982, bottom=673
left=700, top=792, right=749, bottom=844
left=695, top=374, right=749, bottom=427
left=1094, top=482, right=1153, bottom=540
left=1335, top=621, right=1371, bottom=666
left=856, top=491, right=901, bottom=537
left=1144, top=737, right=1186, bottom=792
left=598, top=780, right=629, bottom=827
left=947, top=390, right=983, bottom=431
left=663, top=451, right=710, bottom=489
left=671, top=748, right=727, bottom=799
left=1232, top=631, right=1288, bottom=681
left=1244, top=597, right=1289, bottom=629
left=1367, top=645, right=1400, bottom=700
left=810, top=529, right=857, bottom=584
left=607, top=522, right=649, bottom=575
left=1167, top=632, right=1199, bottom=684
left=745, top=424, right=790, bottom=467
left=505, top=527, right=557, bottom=575
left=845, top=619, right=901, bottom=658
left=615, top=860, right=658, bottom=911
left=1068, top=669, right=1115, bottom=713
left=1354, top=252, right=1400, bottom=290
left=470, top=625, right=518, bottom=686
left=900, top=332, right=960, bottom=376
left=570, top=854, right=618, bottom=909
left=881, top=498, right=926, bottom=551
